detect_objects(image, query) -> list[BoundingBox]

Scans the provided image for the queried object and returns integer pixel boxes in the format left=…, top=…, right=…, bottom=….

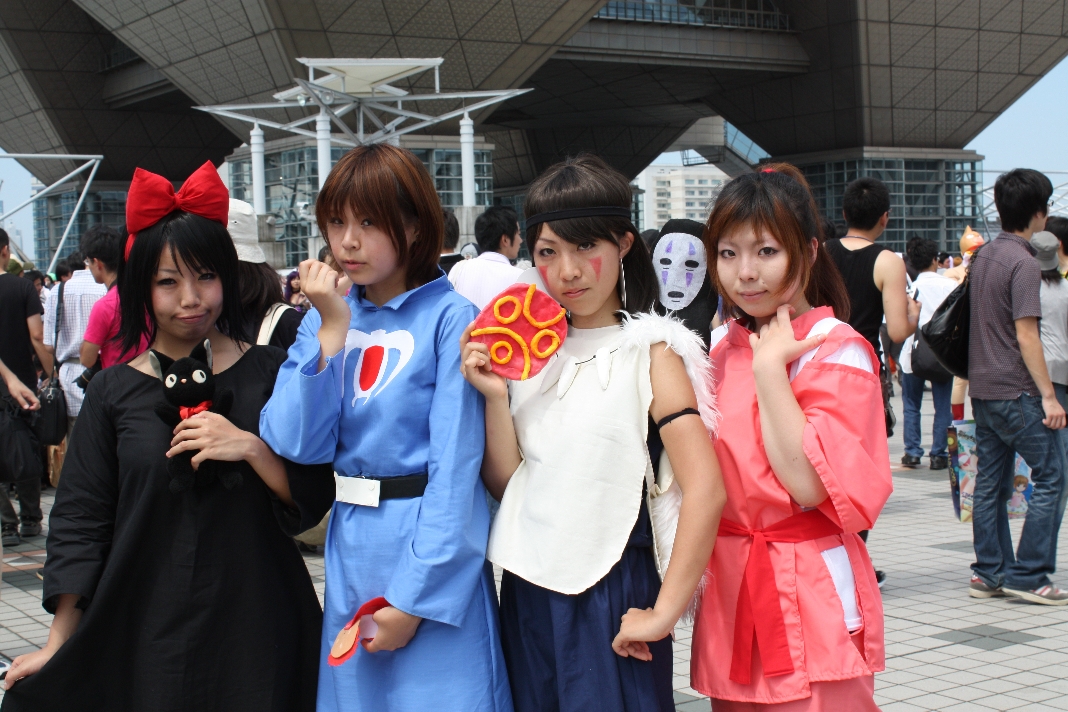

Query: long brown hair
left=524, top=154, right=657, bottom=315
left=704, top=162, right=850, bottom=321
left=316, top=143, right=444, bottom=289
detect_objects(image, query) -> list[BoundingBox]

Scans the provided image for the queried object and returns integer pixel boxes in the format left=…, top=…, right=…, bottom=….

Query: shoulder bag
left=919, top=266, right=973, bottom=380
left=35, top=281, right=69, bottom=446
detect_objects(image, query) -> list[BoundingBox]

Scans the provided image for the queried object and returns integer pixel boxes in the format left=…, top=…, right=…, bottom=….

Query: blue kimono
left=260, top=273, right=512, bottom=712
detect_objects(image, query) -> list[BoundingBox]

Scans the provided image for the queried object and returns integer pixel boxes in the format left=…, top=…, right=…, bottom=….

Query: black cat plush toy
left=150, top=340, right=239, bottom=492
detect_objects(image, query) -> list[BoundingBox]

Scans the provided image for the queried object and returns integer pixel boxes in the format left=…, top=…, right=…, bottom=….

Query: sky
left=4, top=57, right=1068, bottom=259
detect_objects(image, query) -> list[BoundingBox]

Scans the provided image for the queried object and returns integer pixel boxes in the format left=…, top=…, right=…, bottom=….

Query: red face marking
left=590, top=256, right=602, bottom=280
left=537, top=265, right=549, bottom=284
left=359, top=346, right=385, bottom=392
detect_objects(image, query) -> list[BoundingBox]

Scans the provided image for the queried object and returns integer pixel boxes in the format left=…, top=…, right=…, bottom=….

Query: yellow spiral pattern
left=490, top=340, right=514, bottom=365
left=472, top=286, right=566, bottom=380
left=531, top=329, right=560, bottom=359
left=494, top=295, right=522, bottom=324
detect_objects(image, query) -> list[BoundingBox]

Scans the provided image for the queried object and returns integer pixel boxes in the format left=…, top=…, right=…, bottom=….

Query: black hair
left=80, top=224, right=123, bottom=273
left=1044, top=215, right=1068, bottom=254
left=475, top=205, right=519, bottom=254
left=317, top=245, right=332, bottom=262
left=819, top=215, right=837, bottom=243
left=65, top=251, right=85, bottom=268
left=237, top=260, right=285, bottom=337
left=24, top=269, right=44, bottom=285
left=843, top=177, right=891, bottom=231
left=524, top=153, right=656, bottom=316
left=0, top=228, right=8, bottom=250
left=443, top=209, right=459, bottom=251
left=937, top=251, right=950, bottom=263
left=906, top=236, right=940, bottom=272
left=55, top=262, right=71, bottom=279
left=1042, top=268, right=1063, bottom=285
left=640, top=229, right=659, bottom=251
left=117, top=211, right=248, bottom=355
left=994, top=169, right=1053, bottom=232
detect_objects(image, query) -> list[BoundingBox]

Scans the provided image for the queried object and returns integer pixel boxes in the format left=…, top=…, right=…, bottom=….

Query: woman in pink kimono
left=690, top=164, right=893, bottom=710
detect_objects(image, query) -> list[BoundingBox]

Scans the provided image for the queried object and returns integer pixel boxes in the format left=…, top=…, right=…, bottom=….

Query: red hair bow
left=124, top=161, right=229, bottom=259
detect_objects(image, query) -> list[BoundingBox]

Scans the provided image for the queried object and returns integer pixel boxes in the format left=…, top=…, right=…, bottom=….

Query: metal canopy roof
left=276, top=57, right=444, bottom=99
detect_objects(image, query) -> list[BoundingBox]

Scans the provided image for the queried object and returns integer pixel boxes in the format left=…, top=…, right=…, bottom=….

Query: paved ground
left=1, top=387, right=1066, bottom=710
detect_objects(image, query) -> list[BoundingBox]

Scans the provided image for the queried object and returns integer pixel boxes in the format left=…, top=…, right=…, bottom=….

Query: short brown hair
left=316, top=143, right=444, bottom=289
left=705, top=162, right=850, bottom=320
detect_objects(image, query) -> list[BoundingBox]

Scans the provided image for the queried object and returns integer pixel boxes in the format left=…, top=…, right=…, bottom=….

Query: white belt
left=335, top=473, right=381, bottom=507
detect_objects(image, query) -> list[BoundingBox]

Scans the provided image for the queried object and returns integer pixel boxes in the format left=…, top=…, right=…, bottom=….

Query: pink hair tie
left=761, top=168, right=776, bottom=174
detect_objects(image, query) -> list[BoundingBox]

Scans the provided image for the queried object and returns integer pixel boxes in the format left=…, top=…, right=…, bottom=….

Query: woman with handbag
left=460, top=154, right=726, bottom=712
left=899, top=237, right=959, bottom=470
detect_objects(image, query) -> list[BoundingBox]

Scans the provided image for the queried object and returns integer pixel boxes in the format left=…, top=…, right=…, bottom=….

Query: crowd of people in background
left=0, top=147, right=1064, bottom=712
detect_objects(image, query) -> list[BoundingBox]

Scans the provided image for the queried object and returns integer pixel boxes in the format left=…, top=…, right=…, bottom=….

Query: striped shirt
left=967, top=232, right=1043, bottom=401
left=43, top=269, right=106, bottom=416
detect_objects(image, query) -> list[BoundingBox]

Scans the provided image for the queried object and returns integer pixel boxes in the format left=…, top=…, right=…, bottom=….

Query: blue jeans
left=901, top=371, right=953, bottom=458
left=971, top=394, right=1067, bottom=590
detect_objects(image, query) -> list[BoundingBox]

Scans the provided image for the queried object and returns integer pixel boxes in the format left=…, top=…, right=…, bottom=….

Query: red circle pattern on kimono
left=470, top=283, right=567, bottom=380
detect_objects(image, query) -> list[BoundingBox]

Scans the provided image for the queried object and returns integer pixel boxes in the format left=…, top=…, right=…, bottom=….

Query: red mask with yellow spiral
left=470, top=283, right=568, bottom=380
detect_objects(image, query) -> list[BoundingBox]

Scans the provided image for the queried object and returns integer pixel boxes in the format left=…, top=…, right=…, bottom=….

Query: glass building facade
left=801, top=157, right=983, bottom=254
left=231, top=146, right=493, bottom=268
left=33, top=189, right=127, bottom=267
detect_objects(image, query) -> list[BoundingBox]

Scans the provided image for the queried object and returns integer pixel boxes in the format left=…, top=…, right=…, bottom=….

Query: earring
left=618, top=258, right=628, bottom=311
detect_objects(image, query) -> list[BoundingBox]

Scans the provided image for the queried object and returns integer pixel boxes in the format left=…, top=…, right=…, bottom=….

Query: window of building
left=685, top=179, right=695, bottom=185
left=656, top=180, right=671, bottom=187
left=34, top=189, right=127, bottom=266
left=698, top=179, right=709, bottom=185
left=657, top=202, right=669, bottom=209
left=685, top=201, right=696, bottom=207
left=687, top=212, right=699, bottom=219
left=656, top=191, right=671, bottom=198
left=657, top=212, right=670, bottom=220
left=698, top=190, right=709, bottom=196
left=685, top=190, right=695, bottom=196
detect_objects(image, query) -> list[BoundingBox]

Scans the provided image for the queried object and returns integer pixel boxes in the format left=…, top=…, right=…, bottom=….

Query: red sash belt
left=718, top=509, right=842, bottom=685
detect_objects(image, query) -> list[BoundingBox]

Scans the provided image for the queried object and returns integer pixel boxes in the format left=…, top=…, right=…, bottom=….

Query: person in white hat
left=229, top=199, right=303, bottom=349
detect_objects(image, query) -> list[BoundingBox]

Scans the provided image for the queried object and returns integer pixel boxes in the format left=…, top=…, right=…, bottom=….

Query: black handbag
left=920, top=265, right=973, bottom=380
left=911, top=331, right=953, bottom=384
left=0, top=391, right=43, bottom=484
left=34, top=281, right=68, bottom=446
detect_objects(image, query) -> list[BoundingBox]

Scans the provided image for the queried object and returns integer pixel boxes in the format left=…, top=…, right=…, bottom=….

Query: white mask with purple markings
left=653, top=231, right=707, bottom=310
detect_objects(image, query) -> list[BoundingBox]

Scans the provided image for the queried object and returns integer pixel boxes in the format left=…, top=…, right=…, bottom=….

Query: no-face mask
left=654, top=232, right=707, bottom=310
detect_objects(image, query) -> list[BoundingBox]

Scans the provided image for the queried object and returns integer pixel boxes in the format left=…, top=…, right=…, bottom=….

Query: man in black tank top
left=825, top=178, right=920, bottom=589
left=825, top=177, right=919, bottom=360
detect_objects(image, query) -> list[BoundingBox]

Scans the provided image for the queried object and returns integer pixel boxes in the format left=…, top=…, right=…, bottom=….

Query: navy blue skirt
left=498, top=504, right=674, bottom=712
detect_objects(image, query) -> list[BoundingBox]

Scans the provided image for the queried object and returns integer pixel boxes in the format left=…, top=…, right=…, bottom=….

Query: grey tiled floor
left=1, top=388, right=1066, bottom=710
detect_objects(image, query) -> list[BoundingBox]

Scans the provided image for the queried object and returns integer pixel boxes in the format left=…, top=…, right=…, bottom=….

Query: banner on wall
left=947, top=421, right=1033, bottom=522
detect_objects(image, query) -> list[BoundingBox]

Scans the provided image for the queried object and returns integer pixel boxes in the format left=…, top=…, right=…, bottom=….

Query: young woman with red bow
left=1, top=163, right=335, bottom=712
left=690, top=164, right=892, bottom=710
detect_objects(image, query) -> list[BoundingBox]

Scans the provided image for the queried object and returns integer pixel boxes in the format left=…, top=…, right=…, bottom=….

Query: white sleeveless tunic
left=487, top=313, right=718, bottom=595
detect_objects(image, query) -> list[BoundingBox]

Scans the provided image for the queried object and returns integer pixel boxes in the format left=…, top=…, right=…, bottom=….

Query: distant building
left=632, top=164, right=730, bottom=231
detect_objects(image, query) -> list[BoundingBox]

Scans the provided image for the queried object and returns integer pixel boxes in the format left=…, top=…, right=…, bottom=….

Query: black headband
left=525, top=205, right=632, bottom=227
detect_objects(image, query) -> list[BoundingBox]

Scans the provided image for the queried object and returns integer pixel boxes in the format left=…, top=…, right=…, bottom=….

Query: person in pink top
left=81, top=227, right=149, bottom=370
left=691, top=164, right=893, bottom=710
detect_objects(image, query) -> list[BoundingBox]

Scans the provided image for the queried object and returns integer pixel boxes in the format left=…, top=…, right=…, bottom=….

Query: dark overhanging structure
left=3, top=0, right=1066, bottom=263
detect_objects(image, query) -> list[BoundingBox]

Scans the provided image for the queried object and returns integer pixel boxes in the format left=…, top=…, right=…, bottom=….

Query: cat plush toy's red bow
left=179, top=401, right=212, bottom=420
left=124, top=161, right=229, bottom=259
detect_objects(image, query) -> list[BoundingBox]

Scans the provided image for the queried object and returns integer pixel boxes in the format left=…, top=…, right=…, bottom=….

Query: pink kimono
left=691, top=306, right=893, bottom=708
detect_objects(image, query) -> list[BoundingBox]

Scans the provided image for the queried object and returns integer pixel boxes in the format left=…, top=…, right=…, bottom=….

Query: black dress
left=1, top=347, right=335, bottom=712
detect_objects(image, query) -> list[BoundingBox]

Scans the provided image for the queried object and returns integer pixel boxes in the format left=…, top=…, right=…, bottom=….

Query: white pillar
left=250, top=123, right=266, bottom=215
left=317, top=109, right=332, bottom=191
left=460, top=112, right=476, bottom=207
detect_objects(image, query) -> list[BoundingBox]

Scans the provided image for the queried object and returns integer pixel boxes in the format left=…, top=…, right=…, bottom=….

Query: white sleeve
left=821, top=341, right=875, bottom=374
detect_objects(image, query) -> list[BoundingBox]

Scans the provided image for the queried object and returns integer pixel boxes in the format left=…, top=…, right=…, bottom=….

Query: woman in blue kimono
left=260, top=144, right=511, bottom=712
